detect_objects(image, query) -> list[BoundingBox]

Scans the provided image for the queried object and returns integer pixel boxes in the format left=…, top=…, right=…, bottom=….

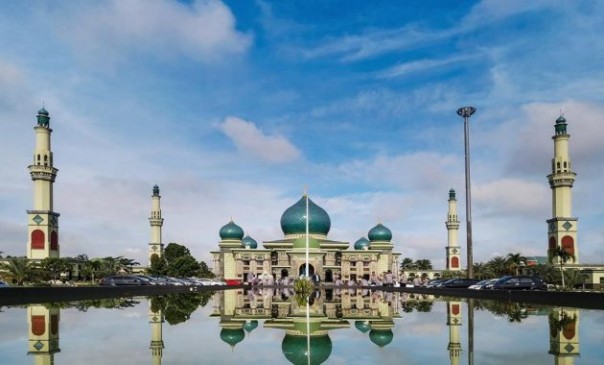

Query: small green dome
left=368, top=223, right=392, bottom=242
left=281, top=196, right=331, bottom=236
left=152, top=185, right=160, bottom=197
left=36, top=107, right=50, bottom=127
left=282, top=334, right=332, bottom=365
left=354, top=237, right=370, bottom=250
left=293, top=235, right=320, bottom=250
left=219, top=220, right=244, bottom=240
left=243, top=320, right=258, bottom=333
left=556, top=115, right=567, bottom=124
left=449, top=188, right=456, bottom=200
left=220, top=328, right=245, bottom=347
left=369, top=329, right=393, bottom=348
left=38, top=107, right=49, bottom=115
left=355, top=320, right=371, bottom=333
left=242, top=235, right=258, bottom=249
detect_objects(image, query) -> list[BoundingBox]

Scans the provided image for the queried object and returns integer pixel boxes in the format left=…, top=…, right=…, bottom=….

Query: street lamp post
left=457, top=106, right=476, bottom=279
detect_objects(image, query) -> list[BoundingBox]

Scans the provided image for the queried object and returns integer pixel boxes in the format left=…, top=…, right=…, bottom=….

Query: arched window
left=451, top=256, right=459, bottom=269
left=31, top=230, right=45, bottom=249
left=549, top=237, right=556, bottom=250
left=561, top=236, right=575, bottom=256
left=50, top=231, right=58, bottom=250
left=31, top=315, right=46, bottom=336
left=450, top=304, right=460, bottom=315
left=50, top=315, right=59, bottom=335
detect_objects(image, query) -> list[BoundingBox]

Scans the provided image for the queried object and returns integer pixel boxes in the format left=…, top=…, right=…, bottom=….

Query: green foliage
left=163, top=293, right=203, bottom=325
left=164, top=243, right=191, bottom=263
left=39, top=257, right=72, bottom=282
left=167, top=255, right=201, bottom=277
left=198, top=261, right=214, bottom=278
left=0, top=257, right=36, bottom=285
left=148, top=255, right=168, bottom=276
left=293, top=277, right=315, bottom=296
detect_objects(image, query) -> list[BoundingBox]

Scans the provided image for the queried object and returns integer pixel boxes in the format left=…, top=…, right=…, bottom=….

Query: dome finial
left=303, top=185, right=308, bottom=197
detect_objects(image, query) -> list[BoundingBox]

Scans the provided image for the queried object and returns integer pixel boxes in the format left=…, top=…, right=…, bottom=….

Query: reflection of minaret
left=445, top=189, right=461, bottom=271
left=547, top=116, right=578, bottom=263
left=549, top=308, right=580, bottom=365
left=446, top=301, right=462, bottom=365
left=149, top=303, right=164, bottom=365
left=27, top=108, right=60, bottom=259
left=28, top=304, right=60, bottom=365
left=148, top=185, right=164, bottom=265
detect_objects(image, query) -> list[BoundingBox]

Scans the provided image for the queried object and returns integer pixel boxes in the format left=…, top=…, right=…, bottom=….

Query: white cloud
left=218, top=116, right=301, bottom=163
left=53, top=0, right=252, bottom=64
left=379, top=54, right=478, bottom=79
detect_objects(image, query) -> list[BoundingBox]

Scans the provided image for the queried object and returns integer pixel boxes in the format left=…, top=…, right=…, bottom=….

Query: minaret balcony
left=547, top=172, right=576, bottom=188
left=149, top=218, right=164, bottom=226
left=28, top=165, right=58, bottom=181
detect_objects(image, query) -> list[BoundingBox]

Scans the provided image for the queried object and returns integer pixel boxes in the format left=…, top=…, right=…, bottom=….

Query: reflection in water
left=28, top=305, right=60, bottom=365
left=9, top=290, right=598, bottom=364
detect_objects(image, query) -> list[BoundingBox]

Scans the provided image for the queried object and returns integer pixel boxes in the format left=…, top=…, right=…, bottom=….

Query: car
left=491, top=276, right=547, bottom=291
left=468, top=278, right=498, bottom=290
left=99, top=275, right=150, bottom=286
left=0, top=280, right=9, bottom=288
left=440, top=278, right=481, bottom=288
left=425, top=279, right=447, bottom=288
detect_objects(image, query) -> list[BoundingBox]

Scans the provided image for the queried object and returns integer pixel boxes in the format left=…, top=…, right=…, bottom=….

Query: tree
left=198, top=261, right=214, bottom=278
left=506, top=253, right=526, bottom=276
left=167, top=256, right=201, bottom=277
left=40, top=257, right=72, bottom=283
left=549, top=246, right=575, bottom=289
left=164, top=243, right=191, bottom=263
left=0, top=257, right=35, bottom=285
left=148, top=255, right=168, bottom=276
left=81, top=259, right=103, bottom=284
left=414, top=259, right=433, bottom=270
left=487, top=256, right=509, bottom=277
left=400, top=257, right=415, bottom=270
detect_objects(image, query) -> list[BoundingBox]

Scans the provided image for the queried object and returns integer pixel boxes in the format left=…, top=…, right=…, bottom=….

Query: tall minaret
left=27, top=107, right=60, bottom=260
left=446, top=301, right=462, bottom=365
left=445, top=189, right=461, bottom=271
left=546, top=116, right=578, bottom=263
left=148, top=185, right=164, bottom=265
left=27, top=304, right=60, bottom=365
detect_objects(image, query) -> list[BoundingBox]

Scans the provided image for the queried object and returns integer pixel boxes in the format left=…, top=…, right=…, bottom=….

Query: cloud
left=378, top=54, right=478, bottom=79
left=53, top=0, right=252, bottom=64
left=218, top=116, right=301, bottom=163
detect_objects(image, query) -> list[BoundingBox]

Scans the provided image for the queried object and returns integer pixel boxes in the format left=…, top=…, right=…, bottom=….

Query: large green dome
left=281, top=196, right=331, bottom=236
left=282, top=334, right=332, bottom=365
left=354, top=237, right=370, bottom=250
left=220, top=328, right=245, bottom=347
left=242, top=235, right=258, bottom=249
left=368, top=223, right=392, bottom=242
left=369, top=329, right=393, bottom=348
left=219, top=220, right=244, bottom=241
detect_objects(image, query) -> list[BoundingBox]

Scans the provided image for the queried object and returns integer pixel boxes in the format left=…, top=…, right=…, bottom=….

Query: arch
left=451, top=304, right=460, bottom=316
left=335, top=252, right=342, bottom=265
left=50, top=231, right=58, bottom=250
left=50, top=314, right=59, bottom=335
left=325, top=269, right=333, bottom=282
left=271, top=251, right=278, bottom=265
left=31, top=315, right=46, bottom=336
left=549, top=237, right=556, bottom=250
left=280, top=268, right=289, bottom=278
left=561, top=236, right=575, bottom=256
left=563, top=318, right=577, bottom=340
left=451, top=256, right=460, bottom=269
left=298, top=264, right=315, bottom=277
left=31, top=230, right=45, bottom=249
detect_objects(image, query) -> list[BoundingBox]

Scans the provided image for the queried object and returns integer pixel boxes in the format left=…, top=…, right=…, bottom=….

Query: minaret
left=149, top=302, right=164, bottom=365
left=548, top=308, right=580, bottom=365
left=27, top=107, right=60, bottom=259
left=445, top=189, right=461, bottom=271
left=446, top=301, right=462, bottom=365
left=546, top=116, right=578, bottom=263
left=27, top=304, right=60, bottom=365
left=148, top=185, right=164, bottom=265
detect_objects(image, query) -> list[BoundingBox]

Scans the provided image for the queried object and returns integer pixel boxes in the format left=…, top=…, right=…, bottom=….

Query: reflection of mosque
left=549, top=308, right=580, bottom=365
left=149, top=303, right=164, bottom=365
left=211, top=287, right=401, bottom=364
left=27, top=305, right=60, bottom=365
left=211, top=194, right=401, bottom=285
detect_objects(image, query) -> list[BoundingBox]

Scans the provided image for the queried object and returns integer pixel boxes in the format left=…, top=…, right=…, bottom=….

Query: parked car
left=0, top=280, right=9, bottom=288
left=468, top=278, right=498, bottom=290
left=99, top=275, right=150, bottom=286
left=440, top=278, right=481, bottom=288
left=425, top=279, right=447, bottom=288
left=491, top=276, right=547, bottom=291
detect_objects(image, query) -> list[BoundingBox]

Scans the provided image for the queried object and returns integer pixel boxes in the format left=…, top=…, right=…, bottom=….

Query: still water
left=1, top=288, right=603, bottom=365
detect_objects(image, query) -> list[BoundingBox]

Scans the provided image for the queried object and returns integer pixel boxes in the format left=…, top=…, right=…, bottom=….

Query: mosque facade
left=211, top=194, right=401, bottom=284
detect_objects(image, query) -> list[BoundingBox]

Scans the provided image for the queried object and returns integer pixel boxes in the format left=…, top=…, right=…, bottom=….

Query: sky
left=1, top=0, right=604, bottom=268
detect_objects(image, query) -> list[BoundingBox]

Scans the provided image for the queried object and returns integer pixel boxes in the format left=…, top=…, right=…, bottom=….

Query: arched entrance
left=280, top=269, right=289, bottom=279
left=298, top=264, right=315, bottom=277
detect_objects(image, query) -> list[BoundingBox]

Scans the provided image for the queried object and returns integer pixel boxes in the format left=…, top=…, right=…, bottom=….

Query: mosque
left=210, top=195, right=402, bottom=285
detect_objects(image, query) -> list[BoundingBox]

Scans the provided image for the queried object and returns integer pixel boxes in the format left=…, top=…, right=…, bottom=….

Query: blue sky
left=1, top=0, right=603, bottom=268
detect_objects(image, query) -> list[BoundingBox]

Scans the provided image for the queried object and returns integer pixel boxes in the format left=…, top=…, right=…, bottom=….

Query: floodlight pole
left=457, top=106, right=476, bottom=279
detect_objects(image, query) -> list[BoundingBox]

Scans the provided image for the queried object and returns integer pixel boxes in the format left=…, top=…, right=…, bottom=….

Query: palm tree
left=487, top=256, right=509, bottom=277
left=400, top=257, right=415, bottom=270
left=414, top=259, right=433, bottom=270
left=549, top=246, right=575, bottom=289
left=506, top=253, right=526, bottom=276
left=0, top=257, right=34, bottom=285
